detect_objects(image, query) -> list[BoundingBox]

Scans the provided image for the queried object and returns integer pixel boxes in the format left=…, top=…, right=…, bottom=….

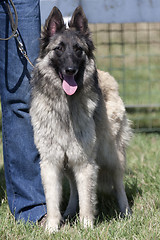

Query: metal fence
left=90, top=22, right=160, bottom=132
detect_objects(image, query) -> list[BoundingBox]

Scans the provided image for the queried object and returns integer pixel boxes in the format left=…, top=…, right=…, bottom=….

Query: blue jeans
left=0, top=0, right=46, bottom=222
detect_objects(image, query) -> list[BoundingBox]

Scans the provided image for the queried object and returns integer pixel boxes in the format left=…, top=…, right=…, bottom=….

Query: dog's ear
left=69, top=6, right=89, bottom=35
left=40, top=7, right=65, bottom=55
left=44, top=6, right=65, bottom=37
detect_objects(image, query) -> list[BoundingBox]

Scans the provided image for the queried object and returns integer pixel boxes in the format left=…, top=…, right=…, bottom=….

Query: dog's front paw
left=45, top=218, right=60, bottom=234
left=80, top=216, right=94, bottom=229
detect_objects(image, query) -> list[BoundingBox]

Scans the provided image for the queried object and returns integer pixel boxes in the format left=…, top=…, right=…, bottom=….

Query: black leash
left=0, top=0, right=34, bottom=67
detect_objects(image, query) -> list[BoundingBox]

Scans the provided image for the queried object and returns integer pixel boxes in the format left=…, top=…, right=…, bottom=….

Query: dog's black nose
left=65, top=68, right=77, bottom=75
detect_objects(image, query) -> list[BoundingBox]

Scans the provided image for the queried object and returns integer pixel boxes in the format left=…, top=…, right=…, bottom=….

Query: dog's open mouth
left=62, top=74, right=78, bottom=96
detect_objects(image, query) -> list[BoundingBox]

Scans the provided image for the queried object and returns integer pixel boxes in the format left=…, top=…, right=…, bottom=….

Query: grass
left=0, top=132, right=160, bottom=239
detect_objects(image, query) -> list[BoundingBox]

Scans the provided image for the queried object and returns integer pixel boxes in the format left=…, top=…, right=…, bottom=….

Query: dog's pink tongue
left=62, top=75, right=78, bottom=95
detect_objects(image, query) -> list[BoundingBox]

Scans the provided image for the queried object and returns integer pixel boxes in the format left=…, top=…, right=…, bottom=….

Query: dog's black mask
left=40, top=6, right=95, bottom=95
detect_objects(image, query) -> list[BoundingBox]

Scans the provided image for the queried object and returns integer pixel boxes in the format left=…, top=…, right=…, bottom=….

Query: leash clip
left=14, top=30, right=34, bottom=68
left=14, top=31, right=26, bottom=55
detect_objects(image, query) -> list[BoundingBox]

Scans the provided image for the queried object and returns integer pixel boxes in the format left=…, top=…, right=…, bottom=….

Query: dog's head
left=40, top=6, right=95, bottom=95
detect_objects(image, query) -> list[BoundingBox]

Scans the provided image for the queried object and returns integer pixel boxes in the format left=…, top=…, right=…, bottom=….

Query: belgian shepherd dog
left=30, top=6, right=132, bottom=233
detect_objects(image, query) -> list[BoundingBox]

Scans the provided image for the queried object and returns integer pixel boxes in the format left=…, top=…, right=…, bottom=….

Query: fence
left=91, top=22, right=160, bottom=132
left=40, top=0, right=160, bottom=132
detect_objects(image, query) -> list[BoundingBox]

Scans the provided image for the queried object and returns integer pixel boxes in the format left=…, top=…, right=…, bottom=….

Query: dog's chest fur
left=30, top=79, right=99, bottom=165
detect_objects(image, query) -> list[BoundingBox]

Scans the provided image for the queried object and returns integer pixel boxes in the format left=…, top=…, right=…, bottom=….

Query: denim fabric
left=0, top=0, right=47, bottom=222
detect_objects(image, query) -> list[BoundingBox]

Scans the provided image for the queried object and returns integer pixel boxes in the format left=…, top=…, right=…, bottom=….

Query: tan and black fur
left=30, top=6, right=132, bottom=233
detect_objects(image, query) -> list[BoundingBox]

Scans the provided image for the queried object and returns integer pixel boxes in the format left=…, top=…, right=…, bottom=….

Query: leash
left=0, top=0, right=34, bottom=68
left=0, top=0, right=18, bottom=41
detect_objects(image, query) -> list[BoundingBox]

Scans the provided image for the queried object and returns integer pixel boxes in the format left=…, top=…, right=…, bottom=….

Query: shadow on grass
left=96, top=169, right=142, bottom=223
left=0, top=165, right=6, bottom=205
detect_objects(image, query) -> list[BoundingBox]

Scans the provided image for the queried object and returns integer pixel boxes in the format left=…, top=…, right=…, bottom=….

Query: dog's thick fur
left=30, top=6, right=132, bottom=233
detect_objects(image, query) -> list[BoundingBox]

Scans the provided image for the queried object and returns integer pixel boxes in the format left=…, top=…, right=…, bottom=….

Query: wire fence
left=90, top=22, right=160, bottom=132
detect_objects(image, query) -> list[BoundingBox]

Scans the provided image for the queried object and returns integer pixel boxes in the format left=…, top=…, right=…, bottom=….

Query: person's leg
left=0, top=0, right=46, bottom=222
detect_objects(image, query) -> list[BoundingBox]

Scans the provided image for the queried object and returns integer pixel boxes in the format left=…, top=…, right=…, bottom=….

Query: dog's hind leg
left=40, top=161, right=63, bottom=233
left=74, top=163, right=98, bottom=228
left=63, top=169, right=78, bottom=220
left=113, top=171, right=131, bottom=217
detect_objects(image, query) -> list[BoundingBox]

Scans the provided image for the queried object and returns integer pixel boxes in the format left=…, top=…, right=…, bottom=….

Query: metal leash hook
left=14, top=30, right=34, bottom=68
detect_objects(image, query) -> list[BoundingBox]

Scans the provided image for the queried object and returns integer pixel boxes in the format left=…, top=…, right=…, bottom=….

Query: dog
left=30, top=6, right=132, bottom=233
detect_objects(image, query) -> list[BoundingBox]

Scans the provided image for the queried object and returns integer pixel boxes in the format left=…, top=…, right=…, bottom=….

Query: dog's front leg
left=40, top=161, right=62, bottom=233
left=74, top=163, right=98, bottom=228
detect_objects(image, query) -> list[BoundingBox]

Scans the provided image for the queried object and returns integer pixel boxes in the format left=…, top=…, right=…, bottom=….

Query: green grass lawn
left=0, top=133, right=160, bottom=239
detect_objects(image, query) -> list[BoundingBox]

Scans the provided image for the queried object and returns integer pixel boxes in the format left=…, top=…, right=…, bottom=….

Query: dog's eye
left=55, top=46, right=64, bottom=52
left=54, top=45, right=65, bottom=57
left=74, top=46, right=83, bottom=57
